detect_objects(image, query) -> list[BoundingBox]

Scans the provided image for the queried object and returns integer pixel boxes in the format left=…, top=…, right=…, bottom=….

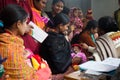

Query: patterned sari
left=0, top=30, right=51, bottom=80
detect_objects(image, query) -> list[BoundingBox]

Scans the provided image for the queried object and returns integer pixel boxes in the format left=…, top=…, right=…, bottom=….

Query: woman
left=0, top=0, right=41, bottom=55
left=28, top=0, right=48, bottom=30
left=0, top=4, right=51, bottom=80
left=71, top=20, right=98, bottom=59
left=80, top=16, right=120, bottom=61
left=40, top=13, right=74, bottom=80
left=46, top=0, right=64, bottom=23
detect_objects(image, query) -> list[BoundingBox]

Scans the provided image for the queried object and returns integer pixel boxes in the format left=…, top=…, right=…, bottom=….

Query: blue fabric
left=90, top=33, right=96, bottom=42
left=0, top=21, right=3, bottom=27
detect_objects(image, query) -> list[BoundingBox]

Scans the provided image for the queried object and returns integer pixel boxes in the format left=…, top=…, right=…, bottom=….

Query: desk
left=64, top=70, right=107, bottom=80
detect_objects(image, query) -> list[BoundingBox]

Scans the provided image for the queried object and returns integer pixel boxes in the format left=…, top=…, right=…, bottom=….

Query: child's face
left=73, top=9, right=79, bottom=17
left=73, top=46, right=80, bottom=53
left=78, top=10, right=83, bottom=17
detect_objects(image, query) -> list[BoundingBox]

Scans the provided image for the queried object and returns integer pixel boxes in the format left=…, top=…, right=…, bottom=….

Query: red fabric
left=22, top=34, right=41, bottom=54
left=0, top=0, right=32, bottom=21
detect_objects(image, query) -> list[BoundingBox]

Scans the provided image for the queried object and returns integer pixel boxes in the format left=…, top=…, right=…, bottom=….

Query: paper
left=85, top=70, right=102, bottom=75
left=79, top=60, right=117, bottom=72
left=28, top=21, right=48, bottom=43
left=101, top=57, right=120, bottom=67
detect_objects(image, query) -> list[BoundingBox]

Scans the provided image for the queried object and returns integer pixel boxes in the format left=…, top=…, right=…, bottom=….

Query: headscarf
left=28, top=0, right=46, bottom=30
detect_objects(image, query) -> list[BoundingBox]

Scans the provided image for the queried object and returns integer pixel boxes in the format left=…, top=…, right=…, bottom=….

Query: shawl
left=0, top=31, right=39, bottom=80
left=94, top=33, right=119, bottom=61
left=28, top=0, right=45, bottom=30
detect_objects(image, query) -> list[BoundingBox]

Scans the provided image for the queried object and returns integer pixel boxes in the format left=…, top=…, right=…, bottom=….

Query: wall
left=91, top=0, right=119, bottom=20
left=45, top=0, right=91, bottom=14
left=45, top=0, right=119, bottom=20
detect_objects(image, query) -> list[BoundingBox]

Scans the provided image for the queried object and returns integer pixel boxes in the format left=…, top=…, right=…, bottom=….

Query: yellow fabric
left=0, top=30, right=39, bottom=80
left=31, top=57, right=40, bottom=70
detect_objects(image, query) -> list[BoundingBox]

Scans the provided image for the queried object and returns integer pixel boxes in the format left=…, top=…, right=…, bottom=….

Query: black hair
left=52, top=0, right=64, bottom=5
left=47, top=13, right=69, bottom=28
left=0, top=4, right=28, bottom=33
left=98, top=16, right=119, bottom=33
left=85, top=20, right=98, bottom=30
left=62, top=6, right=70, bottom=15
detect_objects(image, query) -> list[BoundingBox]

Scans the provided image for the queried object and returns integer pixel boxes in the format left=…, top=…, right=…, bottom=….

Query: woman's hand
left=80, top=43, right=89, bottom=50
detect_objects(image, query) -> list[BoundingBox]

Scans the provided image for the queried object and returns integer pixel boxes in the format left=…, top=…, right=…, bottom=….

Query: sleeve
left=79, top=33, right=96, bottom=47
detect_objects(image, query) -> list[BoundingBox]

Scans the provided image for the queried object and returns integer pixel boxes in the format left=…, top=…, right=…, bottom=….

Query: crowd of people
left=0, top=0, right=120, bottom=80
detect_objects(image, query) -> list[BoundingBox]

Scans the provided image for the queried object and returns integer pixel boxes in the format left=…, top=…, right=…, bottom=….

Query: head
left=98, top=16, right=119, bottom=36
left=78, top=8, right=83, bottom=18
left=47, top=13, right=70, bottom=35
left=33, top=0, right=47, bottom=11
left=73, top=8, right=79, bottom=17
left=62, top=6, right=70, bottom=16
left=0, top=4, right=28, bottom=35
left=72, top=44, right=81, bottom=53
left=86, top=9, right=93, bottom=20
left=52, top=0, right=64, bottom=14
left=85, top=20, right=98, bottom=34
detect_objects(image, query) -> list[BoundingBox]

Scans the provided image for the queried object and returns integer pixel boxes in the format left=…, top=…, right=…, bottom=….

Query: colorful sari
left=0, top=30, right=51, bottom=80
left=28, top=0, right=45, bottom=30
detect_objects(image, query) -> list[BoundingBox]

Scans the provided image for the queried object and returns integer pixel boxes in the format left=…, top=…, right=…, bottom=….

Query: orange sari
left=0, top=30, right=51, bottom=80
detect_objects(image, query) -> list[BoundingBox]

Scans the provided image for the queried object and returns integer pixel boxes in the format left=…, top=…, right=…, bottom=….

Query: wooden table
left=64, top=71, right=81, bottom=80
left=64, top=70, right=107, bottom=80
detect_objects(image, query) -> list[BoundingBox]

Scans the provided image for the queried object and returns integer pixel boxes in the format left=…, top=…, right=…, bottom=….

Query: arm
left=80, top=43, right=96, bottom=53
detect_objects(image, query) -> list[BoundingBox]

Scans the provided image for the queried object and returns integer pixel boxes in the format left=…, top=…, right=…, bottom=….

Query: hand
left=80, top=43, right=89, bottom=50
left=25, top=24, right=34, bottom=33
left=72, top=57, right=82, bottom=64
left=52, top=74, right=64, bottom=80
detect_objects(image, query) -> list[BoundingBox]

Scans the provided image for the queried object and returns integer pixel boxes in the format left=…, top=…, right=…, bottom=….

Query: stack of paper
left=79, top=57, right=120, bottom=73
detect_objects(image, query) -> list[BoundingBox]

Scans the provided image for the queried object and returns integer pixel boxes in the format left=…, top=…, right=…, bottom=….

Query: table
left=64, top=70, right=107, bottom=80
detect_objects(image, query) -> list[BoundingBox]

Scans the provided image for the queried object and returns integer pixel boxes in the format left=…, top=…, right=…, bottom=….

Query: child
left=71, top=44, right=87, bottom=65
left=69, top=7, right=83, bottom=36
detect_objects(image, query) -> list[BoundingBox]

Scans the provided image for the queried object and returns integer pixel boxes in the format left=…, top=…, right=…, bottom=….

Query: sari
left=0, top=0, right=41, bottom=54
left=28, top=0, right=45, bottom=30
left=0, top=30, right=51, bottom=80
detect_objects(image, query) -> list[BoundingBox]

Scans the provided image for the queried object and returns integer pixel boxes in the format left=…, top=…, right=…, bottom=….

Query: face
left=73, top=46, right=80, bottom=53
left=59, top=23, right=69, bottom=35
left=78, top=9, right=83, bottom=18
left=17, top=18, right=28, bottom=35
left=34, top=0, right=47, bottom=11
left=91, top=27, right=98, bottom=34
left=52, top=1, right=64, bottom=14
left=73, top=9, right=79, bottom=17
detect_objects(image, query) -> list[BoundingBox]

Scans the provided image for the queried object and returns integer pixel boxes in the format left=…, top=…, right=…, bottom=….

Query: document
left=79, top=57, right=120, bottom=72
left=101, top=57, right=120, bottom=67
left=28, top=21, right=48, bottom=43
